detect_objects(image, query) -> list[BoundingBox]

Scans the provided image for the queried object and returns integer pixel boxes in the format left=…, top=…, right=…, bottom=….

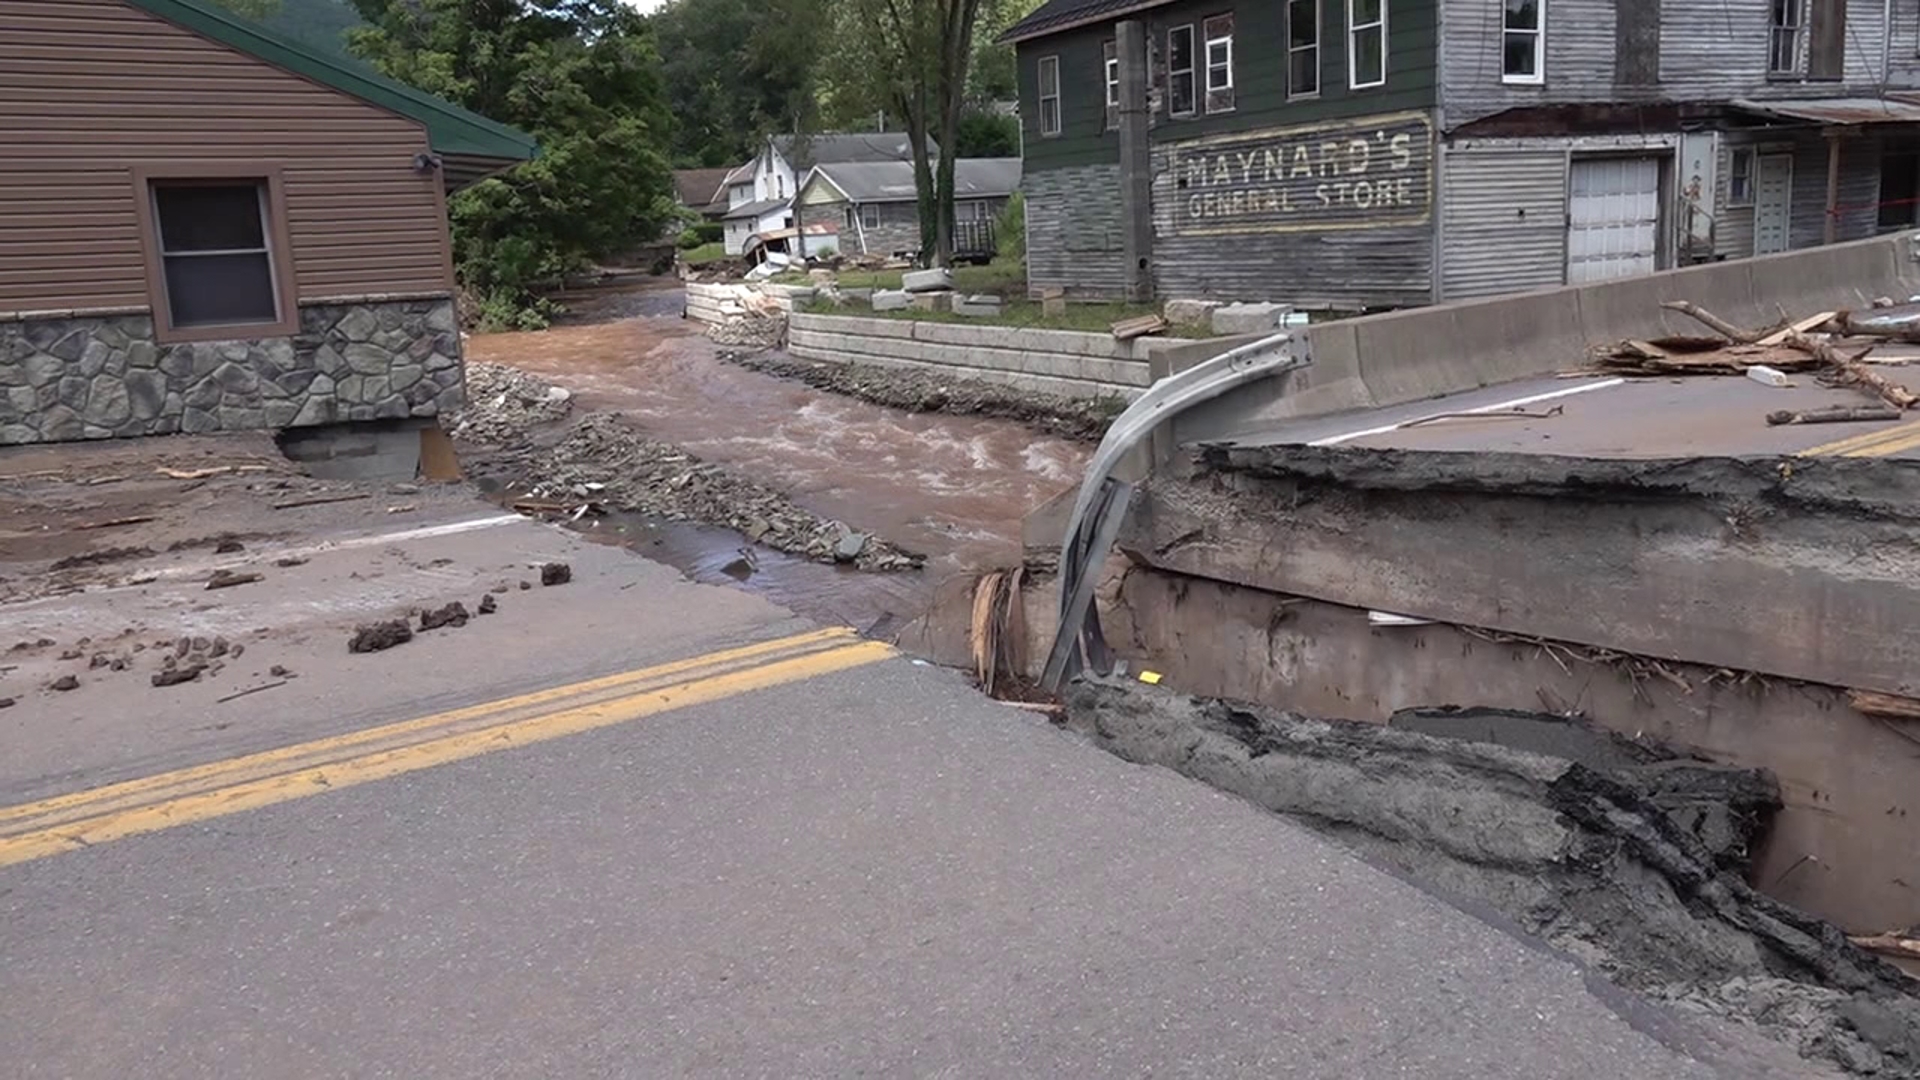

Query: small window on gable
left=146, top=179, right=287, bottom=337
left=1167, top=25, right=1197, bottom=117
left=1037, top=55, right=1062, bottom=136
left=1203, top=13, right=1235, bottom=113
left=1502, top=0, right=1545, bottom=84
left=1287, top=0, right=1320, bottom=98
left=1348, top=0, right=1386, bottom=89
left=1104, top=39, right=1121, bottom=131
left=1727, top=148, right=1756, bottom=206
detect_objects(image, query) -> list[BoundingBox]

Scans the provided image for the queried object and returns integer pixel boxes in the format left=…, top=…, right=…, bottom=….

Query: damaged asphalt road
left=1062, top=678, right=1920, bottom=1077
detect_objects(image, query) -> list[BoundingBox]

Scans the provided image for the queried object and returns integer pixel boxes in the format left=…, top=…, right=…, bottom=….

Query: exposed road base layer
left=1063, top=679, right=1920, bottom=1077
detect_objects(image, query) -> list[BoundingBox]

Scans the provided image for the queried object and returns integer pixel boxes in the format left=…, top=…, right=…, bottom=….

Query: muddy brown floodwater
left=467, top=279, right=1090, bottom=635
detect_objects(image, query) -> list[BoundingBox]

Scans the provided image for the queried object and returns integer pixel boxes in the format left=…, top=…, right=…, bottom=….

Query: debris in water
left=348, top=620, right=414, bottom=654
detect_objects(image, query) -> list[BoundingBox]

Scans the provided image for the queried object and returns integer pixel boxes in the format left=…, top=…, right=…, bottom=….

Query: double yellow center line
left=0, top=627, right=891, bottom=869
left=1799, top=418, right=1920, bottom=458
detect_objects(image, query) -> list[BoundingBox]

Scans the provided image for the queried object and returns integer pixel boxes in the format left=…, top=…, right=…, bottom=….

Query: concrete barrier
left=789, top=311, right=1183, bottom=400
left=1178, top=230, right=1920, bottom=446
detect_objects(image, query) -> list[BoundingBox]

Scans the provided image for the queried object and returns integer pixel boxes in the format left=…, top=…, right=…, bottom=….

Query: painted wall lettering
left=1159, top=111, right=1434, bottom=236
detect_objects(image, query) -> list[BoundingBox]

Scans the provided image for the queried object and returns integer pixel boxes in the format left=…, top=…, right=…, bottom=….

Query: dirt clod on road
left=348, top=620, right=414, bottom=654
left=539, top=562, right=572, bottom=586
left=420, top=602, right=471, bottom=631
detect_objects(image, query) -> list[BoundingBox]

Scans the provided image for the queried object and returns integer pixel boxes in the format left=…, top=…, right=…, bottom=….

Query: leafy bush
left=996, top=190, right=1025, bottom=262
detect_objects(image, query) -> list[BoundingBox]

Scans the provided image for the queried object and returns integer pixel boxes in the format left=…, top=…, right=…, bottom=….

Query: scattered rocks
left=213, top=538, right=246, bottom=554
left=209, top=636, right=230, bottom=658
left=275, top=556, right=309, bottom=568
left=50, top=675, right=79, bottom=692
left=518, top=580, right=532, bottom=590
left=489, top=584, right=510, bottom=594
left=478, top=594, right=498, bottom=615
left=420, top=601, right=471, bottom=630
left=269, top=664, right=292, bottom=678
left=206, top=569, right=262, bottom=590
left=49, top=545, right=154, bottom=571
left=88, top=653, right=111, bottom=669
left=504, top=412, right=924, bottom=572
left=540, top=562, right=572, bottom=586
left=445, top=361, right=576, bottom=447
left=58, top=647, right=82, bottom=661
left=348, top=619, right=414, bottom=654
left=152, top=665, right=204, bottom=688
left=0, top=697, right=13, bottom=709
left=719, top=351, right=1118, bottom=443
left=230, top=643, right=244, bottom=658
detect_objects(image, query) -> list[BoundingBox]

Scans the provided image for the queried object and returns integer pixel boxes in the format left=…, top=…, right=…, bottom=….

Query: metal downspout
left=1039, top=328, right=1312, bottom=691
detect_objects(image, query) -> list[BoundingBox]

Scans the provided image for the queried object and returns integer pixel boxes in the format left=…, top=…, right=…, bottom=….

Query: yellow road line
left=1798, top=418, right=1920, bottom=458
left=0, top=638, right=891, bottom=868
left=0, top=626, right=852, bottom=832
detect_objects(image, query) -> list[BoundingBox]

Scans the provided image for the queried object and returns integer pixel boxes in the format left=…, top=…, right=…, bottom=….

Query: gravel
left=719, top=349, right=1123, bottom=443
left=448, top=362, right=576, bottom=446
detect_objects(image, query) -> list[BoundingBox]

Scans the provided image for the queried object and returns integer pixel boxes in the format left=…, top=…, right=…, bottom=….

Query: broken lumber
left=1786, top=334, right=1917, bottom=409
left=271, top=492, right=371, bottom=510
left=76, top=515, right=155, bottom=531
left=158, top=465, right=271, bottom=480
left=1836, top=301, right=1920, bottom=341
left=1659, top=300, right=1780, bottom=343
left=1766, top=405, right=1900, bottom=426
left=1847, top=688, right=1920, bottom=721
left=1110, top=314, right=1169, bottom=341
left=205, top=569, right=262, bottom=590
left=1755, top=311, right=1838, bottom=347
left=1849, top=933, right=1920, bottom=962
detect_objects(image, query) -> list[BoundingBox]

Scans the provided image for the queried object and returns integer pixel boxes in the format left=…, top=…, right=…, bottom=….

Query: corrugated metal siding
left=1440, top=0, right=1620, bottom=128
left=1659, top=0, right=1891, bottom=102
left=1025, top=162, right=1130, bottom=298
left=0, top=0, right=451, bottom=312
left=1439, top=147, right=1568, bottom=299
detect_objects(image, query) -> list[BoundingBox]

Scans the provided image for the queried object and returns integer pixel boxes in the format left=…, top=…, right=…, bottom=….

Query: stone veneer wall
left=0, top=295, right=463, bottom=445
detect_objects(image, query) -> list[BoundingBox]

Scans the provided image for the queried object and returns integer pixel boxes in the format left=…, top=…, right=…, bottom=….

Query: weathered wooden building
left=795, top=159, right=1022, bottom=258
left=1004, top=0, right=1920, bottom=310
left=0, top=0, right=535, bottom=446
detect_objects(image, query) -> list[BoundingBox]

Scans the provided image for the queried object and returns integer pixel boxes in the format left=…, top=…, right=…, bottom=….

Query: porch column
left=1824, top=128, right=1842, bottom=246
left=1116, top=19, right=1153, bottom=303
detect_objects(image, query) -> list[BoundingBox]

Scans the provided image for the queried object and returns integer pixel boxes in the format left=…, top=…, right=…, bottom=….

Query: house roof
left=673, top=168, right=733, bottom=208
left=771, top=133, right=941, bottom=170
left=721, top=197, right=790, bottom=221
left=124, top=0, right=537, bottom=184
left=807, top=159, right=1022, bottom=204
left=996, top=0, right=1173, bottom=43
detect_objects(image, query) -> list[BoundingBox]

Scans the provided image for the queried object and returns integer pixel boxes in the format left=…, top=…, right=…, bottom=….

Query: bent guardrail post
left=1040, top=329, right=1311, bottom=691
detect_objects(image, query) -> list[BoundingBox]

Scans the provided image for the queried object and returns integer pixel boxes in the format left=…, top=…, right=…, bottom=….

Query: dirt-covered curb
left=449, top=363, right=924, bottom=572
left=718, top=349, right=1122, bottom=443
left=1063, top=678, right=1920, bottom=1077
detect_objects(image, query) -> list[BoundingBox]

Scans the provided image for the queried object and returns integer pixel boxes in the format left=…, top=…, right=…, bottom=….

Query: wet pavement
left=468, top=279, right=1089, bottom=633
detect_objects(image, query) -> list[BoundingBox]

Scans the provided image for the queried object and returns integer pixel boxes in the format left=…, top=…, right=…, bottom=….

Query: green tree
left=346, top=0, right=677, bottom=328
left=649, top=0, right=826, bottom=167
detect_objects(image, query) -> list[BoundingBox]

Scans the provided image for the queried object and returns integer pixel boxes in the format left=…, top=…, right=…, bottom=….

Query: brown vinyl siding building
left=0, top=0, right=535, bottom=445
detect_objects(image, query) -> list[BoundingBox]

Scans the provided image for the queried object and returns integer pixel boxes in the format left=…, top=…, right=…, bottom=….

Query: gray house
left=795, top=159, right=1022, bottom=257
left=1004, top=0, right=1920, bottom=310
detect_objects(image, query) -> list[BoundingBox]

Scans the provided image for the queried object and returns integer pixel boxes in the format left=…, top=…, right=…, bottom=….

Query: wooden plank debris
left=76, top=515, right=155, bottom=530
left=1784, top=334, right=1917, bottom=409
left=1848, top=688, right=1920, bottom=720
left=1766, top=405, right=1901, bottom=426
left=1110, top=314, right=1169, bottom=341
left=1756, top=311, right=1837, bottom=347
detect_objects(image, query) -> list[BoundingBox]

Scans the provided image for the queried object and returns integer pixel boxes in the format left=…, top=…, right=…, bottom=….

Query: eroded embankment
left=1063, top=679, right=1920, bottom=1077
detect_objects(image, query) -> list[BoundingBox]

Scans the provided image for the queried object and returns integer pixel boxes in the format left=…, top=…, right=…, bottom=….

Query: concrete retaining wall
left=789, top=311, right=1192, bottom=401
left=685, top=281, right=815, bottom=323
left=1178, top=230, right=1920, bottom=446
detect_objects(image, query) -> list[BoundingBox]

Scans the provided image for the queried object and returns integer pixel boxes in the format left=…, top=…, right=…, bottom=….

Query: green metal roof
left=124, top=0, right=539, bottom=167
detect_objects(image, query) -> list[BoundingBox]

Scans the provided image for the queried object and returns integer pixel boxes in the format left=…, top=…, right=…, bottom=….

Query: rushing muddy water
left=467, top=280, right=1090, bottom=632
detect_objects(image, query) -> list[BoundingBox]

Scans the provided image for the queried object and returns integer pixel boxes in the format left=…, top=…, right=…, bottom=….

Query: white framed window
left=1104, top=39, right=1120, bottom=130
left=1769, top=0, right=1804, bottom=74
left=1167, top=25, right=1197, bottom=117
left=1347, top=0, right=1386, bottom=89
left=1203, top=13, right=1235, bottom=113
left=1502, top=0, right=1544, bottom=83
left=1287, top=0, right=1320, bottom=97
left=1037, top=55, right=1062, bottom=136
left=1727, top=148, right=1756, bottom=205
left=860, top=203, right=881, bottom=229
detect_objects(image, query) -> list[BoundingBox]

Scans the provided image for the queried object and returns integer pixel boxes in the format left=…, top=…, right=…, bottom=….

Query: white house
left=719, top=133, right=941, bottom=256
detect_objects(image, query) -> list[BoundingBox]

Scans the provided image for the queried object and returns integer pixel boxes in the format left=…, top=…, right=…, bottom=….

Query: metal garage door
left=1566, top=157, right=1662, bottom=283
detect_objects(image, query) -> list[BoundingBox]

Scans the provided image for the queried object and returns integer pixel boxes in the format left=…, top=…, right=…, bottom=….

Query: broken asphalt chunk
left=540, top=562, right=572, bottom=586
left=420, top=602, right=471, bottom=631
left=348, top=620, right=413, bottom=654
left=152, top=666, right=204, bottom=688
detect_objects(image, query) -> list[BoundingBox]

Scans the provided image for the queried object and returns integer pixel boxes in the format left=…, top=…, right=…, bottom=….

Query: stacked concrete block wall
left=788, top=311, right=1164, bottom=400
left=0, top=295, right=463, bottom=446
left=685, top=282, right=814, bottom=324
left=1177, top=229, right=1920, bottom=446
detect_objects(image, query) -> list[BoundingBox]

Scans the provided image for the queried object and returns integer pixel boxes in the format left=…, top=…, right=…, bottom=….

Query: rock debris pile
left=519, top=413, right=923, bottom=572
left=1063, top=680, right=1920, bottom=1078
left=447, top=361, right=575, bottom=446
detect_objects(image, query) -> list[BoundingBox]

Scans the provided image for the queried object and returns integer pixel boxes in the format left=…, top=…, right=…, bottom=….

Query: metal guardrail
left=1040, top=328, right=1313, bottom=691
